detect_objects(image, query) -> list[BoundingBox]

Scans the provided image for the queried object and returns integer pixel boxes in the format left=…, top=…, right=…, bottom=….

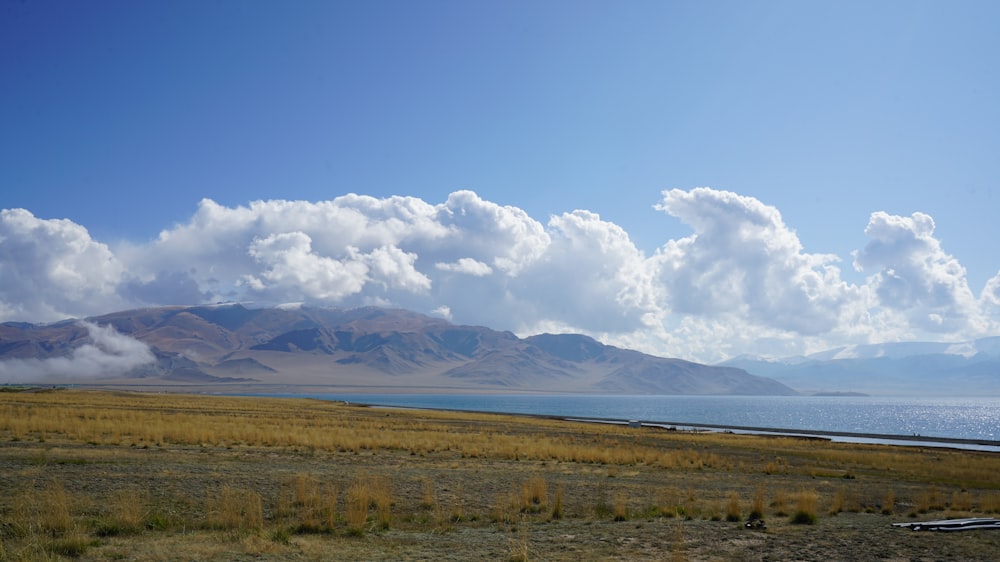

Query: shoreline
left=32, top=383, right=1000, bottom=452
left=347, top=402, right=1000, bottom=453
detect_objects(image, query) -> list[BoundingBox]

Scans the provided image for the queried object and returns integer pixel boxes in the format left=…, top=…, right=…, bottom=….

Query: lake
left=279, top=393, right=1000, bottom=451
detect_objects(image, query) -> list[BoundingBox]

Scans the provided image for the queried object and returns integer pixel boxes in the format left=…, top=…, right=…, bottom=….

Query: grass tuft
left=749, top=487, right=765, bottom=520
left=881, top=490, right=896, bottom=515
left=550, top=484, right=564, bottom=520
left=520, top=477, right=547, bottom=513
left=790, top=490, right=818, bottom=525
left=612, top=492, right=629, bottom=522
left=208, top=486, right=263, bottom=534
left=725, top=491, right=741, bottom=522
left=46, top=531, right=94, bottom=558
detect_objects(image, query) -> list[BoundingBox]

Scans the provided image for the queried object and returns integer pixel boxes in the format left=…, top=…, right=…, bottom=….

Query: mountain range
left=719, top=338, right=1000, bottom=396
left=0, top=304, right=795, bottom=395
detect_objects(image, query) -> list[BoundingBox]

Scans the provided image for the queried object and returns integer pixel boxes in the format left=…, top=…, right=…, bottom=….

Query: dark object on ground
left=745, top=517, right=767, bottom=530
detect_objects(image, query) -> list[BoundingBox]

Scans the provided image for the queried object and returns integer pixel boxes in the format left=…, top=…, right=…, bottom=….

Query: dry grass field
left=0, top=388, right=998, bottom=561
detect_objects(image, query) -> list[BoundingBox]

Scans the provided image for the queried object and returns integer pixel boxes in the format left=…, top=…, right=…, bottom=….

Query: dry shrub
left=842, top=488, right=861, bottom=513
left=725, top=491, right=741, bottom=522
left=670, top=523, right=688, bottom=562
left=209, top=486, right=263, bottom=534
left=14, top=478, right=75, bottom=538
left=239, top=532, right=284, bottom=556
left=293, top=473, right=316, bottom=507
left=346, top=482, right=369, bottom=535
left=45, top=529, right=92, bottom=558
left=950, top=490, right=973, bottom=512
left=420, top=477, right=437, bottom=510
left=881, top=490, right=896, bottom=515
left=927, top=485, right=944, bottom=510
left=449, top=483, right=465, bottom=523
left=914, top=485, right=944, bottom=514
left=321, top=484, right=339, bottom=530
left=508, top=515, right=529, bottom=562
left=707, top=498, right=723, bottom=521
left=113, top=487, right=147, bottom=531
left=771, top=489, right=789, bottom=517
left=8, top=493, right=35, bottom=540
left=829, top=488, right=846, bottom=515
left=95, top=487, right=147, bottom=536
left=790, top=489, right=818, bottom=525
left=980, top=491, right=1000, bottom=513
left=493, top=490, right=520, bottom=525
left=288, top=473, right=337, bottom=532
left=749, top=487, right=766, bottom=520
left=764, top=457, right=788, bottom=475
left=520, top=477, right=547, bottom=513
left=275, top=487, right=294, bottom=523
left=912, top=492, right=930, bottom=515
left=346, top=474, right=392, bottom=534
left=657, top=487, right=682, bottom=518
left=551, top=483, right=564, bottom=520
left=371, top=477, right=392, bottom=530
left=677, top=487, right=702, bottom=519
left=612, top=492, right=629, bottom=521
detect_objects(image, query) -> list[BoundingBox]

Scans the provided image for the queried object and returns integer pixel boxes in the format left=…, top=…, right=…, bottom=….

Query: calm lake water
left=281, top=393, right=1000, bottom=451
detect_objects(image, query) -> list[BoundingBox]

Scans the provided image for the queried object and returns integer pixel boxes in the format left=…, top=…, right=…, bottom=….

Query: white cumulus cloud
left=979, top=272, right=1000, bottom=340
left=437, top=190, right=550, bottom=275
left=652, top=188, right=853, bottom=335
left=435, top=258, right=493, bottom=276
left=243, top=231, right=370, bottom=300
left=1, top=188, right=996, bottom=363
left=0, top=209, right=128, bottom=322
left=853, top=211, right=988, bottom=336
left=514, top=210, right=657, bottom=334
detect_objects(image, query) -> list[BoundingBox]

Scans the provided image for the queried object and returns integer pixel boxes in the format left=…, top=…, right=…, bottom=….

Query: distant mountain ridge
left=0, top=304, right=795, bottom=395
left=720, top=338, right=1000, bottom=396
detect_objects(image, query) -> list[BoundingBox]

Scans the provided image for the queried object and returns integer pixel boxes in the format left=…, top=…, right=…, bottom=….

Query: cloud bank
left=2, top=189, right=998, bottom=363
left=0, top=322, right=155, bottom=382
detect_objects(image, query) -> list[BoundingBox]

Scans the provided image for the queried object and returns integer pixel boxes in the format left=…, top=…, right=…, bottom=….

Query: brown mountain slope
left=0, top=304, right=797, bottom=395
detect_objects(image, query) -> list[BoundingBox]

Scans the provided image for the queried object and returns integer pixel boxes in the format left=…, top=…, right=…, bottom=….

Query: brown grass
left=749, top=486, right=765, bottom=520
left=0, top=389, right=997, bottom=560
left=982, top=491, right=1000, bottom=513
left=208, top=486, right=263, bottom=534
left=521, top=476, right=548, bottom=513
left=790, top=489, right=818, bottom=524
left=725, top=491, right=741, bottom=522
left=881, top=489, right=896, bottom=515
left=550, top=483, right=564, bottom=520
left=612, top=492, right=629, bottom=521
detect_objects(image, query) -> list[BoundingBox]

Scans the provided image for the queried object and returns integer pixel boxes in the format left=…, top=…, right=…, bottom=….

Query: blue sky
left=2, top=1, right=999, bottom=362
